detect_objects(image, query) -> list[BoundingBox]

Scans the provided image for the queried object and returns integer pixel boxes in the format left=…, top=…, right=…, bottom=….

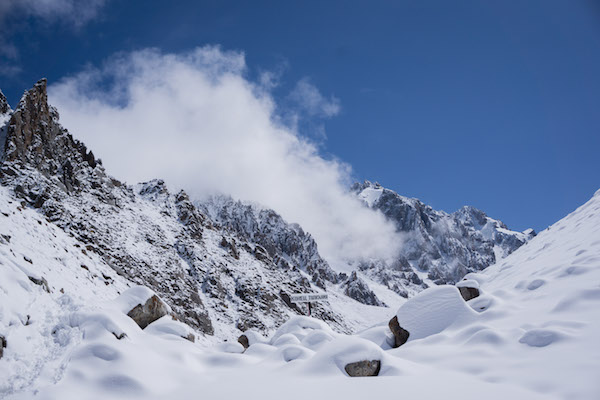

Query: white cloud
left=0, top=0, right=106, bottom=27
left=289, top=78, right=341, bottom=118
left=48, top=46, right=402, bottom=266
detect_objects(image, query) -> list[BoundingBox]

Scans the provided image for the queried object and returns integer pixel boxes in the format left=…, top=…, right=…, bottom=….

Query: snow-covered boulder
left=238, top=329, right=267, bottom=350
left=269, top=316, right=334, bottom=345
left=145, top=315, right=196, bottom=342
left=456, top=279, right=480, bottom=301
left=395, top=285, right=477, bottom=341
left=115, top=286, right=171, bottom=329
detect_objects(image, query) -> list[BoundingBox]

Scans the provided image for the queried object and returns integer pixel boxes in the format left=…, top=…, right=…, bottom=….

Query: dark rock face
left=127, top=295, right=170, bottom=329
left=458, top=286, right=480, bottom=302
left=344, top=360, right=381, bottom=377
left=352, top=181, right=535, bottom=290
left=342, top=271, right=384, bottom=306
left=388, top=315, right=410, bottom=348
left=199, top=196, right=339, bottom=287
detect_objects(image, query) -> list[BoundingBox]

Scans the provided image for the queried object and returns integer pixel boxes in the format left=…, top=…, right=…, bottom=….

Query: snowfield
left=0, top=159, right=600, bottom=399
left=1, top=187, right=598, bottom=399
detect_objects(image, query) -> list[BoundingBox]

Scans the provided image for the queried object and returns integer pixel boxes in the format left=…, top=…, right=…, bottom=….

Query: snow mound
left=396, top=285, right=477, bottom=340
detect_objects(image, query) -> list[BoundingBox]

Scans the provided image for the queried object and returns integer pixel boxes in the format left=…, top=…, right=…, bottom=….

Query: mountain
left=0, top=80, right=387, bottom=349
left=351, top=181, right=535, bottom=294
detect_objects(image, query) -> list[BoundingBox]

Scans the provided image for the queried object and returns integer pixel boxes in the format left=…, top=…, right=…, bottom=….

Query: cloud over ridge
left=48, top=46, right=401, bottom=266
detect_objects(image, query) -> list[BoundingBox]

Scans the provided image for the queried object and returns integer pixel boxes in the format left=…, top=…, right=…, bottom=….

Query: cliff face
left=352, top=181, right=535, bottom=290
left=0, top=80, right=365, bottom=338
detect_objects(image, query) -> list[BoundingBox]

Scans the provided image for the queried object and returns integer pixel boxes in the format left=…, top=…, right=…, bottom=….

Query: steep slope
left=352, top=181, right=534, bottom=288
left=0, top=80, right=384, bottom=342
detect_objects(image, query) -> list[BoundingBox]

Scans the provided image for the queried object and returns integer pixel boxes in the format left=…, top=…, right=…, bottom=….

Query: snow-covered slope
left=2, top=79, right=597, bottom=399
left=351, top=181, right=535, bottom=295
left=23, top=186, right=597, bottom=400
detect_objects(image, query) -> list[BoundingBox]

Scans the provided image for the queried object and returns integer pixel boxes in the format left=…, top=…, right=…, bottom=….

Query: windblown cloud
left=49, top=46, right=401, bottom=266
left=0, top=0, right=107, bottom=26
left=288, top=78, right=341, bottom=118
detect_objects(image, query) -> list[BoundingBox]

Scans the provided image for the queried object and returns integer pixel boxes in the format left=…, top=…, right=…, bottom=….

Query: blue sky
left=1, top=0, right=599, bottom=232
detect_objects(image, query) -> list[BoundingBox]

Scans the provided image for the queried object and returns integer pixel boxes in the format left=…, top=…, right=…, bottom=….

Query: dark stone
left=112, top=332, right=127, bottom=340
left=238, top=334, right=249, bottom=350
left=344, top=360, right=381, bottom=377
left=0, top=334, right=6, bottom=359
left=388, top=315, right=410, bottom=348
left=458, top=286, right=480, bottom=301
left=28, top=276, right=50, bottom=293
left=126, top=294, right=170, bottom=329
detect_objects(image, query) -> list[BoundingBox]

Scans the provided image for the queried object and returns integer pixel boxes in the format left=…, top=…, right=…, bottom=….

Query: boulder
left=456, top=279, right=480, bottom=301
left=238, top=334, right=249, bottom=350
left=127, top=295, right=170, bottom=329
left=344, top=360, right=381, bottom=377
left=388, top=315, right=410, bottom=348
left=458, top=286, right=480, bottom=301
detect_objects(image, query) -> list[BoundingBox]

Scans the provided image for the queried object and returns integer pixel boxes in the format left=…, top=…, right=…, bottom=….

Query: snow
left=112, top=286, right=168, bottom=315
left=2, top=179, right=600, bottom=399
left=456, top=278, right=480, bottom=288
left=395, top=285, right=477, bottom=340
left=357, top=186, right=383, bottom=207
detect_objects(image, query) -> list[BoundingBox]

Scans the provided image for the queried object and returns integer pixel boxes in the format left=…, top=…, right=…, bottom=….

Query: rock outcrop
left=341, top=271, right=384, bottom=306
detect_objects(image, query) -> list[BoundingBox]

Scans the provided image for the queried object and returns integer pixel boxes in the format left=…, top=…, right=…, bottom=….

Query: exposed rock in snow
left=387, top=315, right=409, bottom=348
left=456, top=279, right=480, bottom=301
left=341, top=271, right=384, bottom=306
left=118, top=287, right=171, bottom=329
left=344, top=359, right=381, bottom=377
left=0, top=335, right=6, bottom=359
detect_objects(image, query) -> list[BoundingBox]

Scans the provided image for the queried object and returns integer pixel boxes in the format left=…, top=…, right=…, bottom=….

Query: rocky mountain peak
left=351, top=182, right=534, bottom=288
left=1, top=79, right=102, bottom=194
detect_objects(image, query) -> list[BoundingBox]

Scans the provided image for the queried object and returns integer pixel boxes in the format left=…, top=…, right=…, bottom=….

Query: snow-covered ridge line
left=351, top=180, right=535, bottom=292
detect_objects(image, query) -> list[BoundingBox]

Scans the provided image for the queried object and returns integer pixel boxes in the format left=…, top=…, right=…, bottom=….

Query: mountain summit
left=352, top=180, right=534, bottom=291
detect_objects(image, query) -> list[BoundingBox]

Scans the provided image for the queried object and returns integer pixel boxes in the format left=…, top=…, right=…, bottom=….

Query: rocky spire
left=1, top=79, right=98, bottom=192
